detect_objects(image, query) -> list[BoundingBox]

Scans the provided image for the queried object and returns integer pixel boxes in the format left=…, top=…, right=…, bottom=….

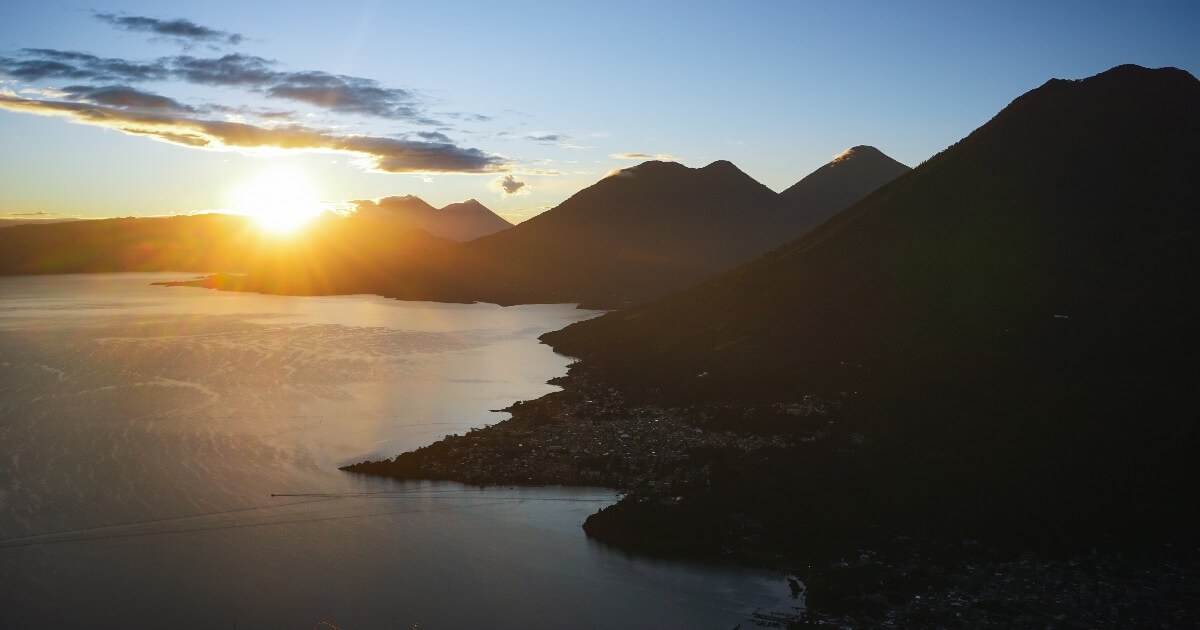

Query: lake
left=0, top=274, right=798, bottom=628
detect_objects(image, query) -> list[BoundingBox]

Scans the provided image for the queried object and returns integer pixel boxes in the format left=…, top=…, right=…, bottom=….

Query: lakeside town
left=344, top=365, right=1200, bottom=627
left=344, top=364, right=828, bottom=491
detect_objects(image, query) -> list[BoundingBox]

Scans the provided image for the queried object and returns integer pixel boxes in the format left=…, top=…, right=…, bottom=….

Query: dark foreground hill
left=541, top=65, right=1200, bottom=552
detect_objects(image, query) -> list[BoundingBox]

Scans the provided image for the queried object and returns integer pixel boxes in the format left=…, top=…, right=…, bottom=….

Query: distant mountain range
left=544, top=64, right=1200, bottom=550
left=0, top=217, right=79, bottom=229
left=1, top=150, right=909, bottom=308
left=379, top=150, right=910, bottom=307
left=0, top=213, right=455, bottom=284
left=351, top=196, right=512, bottom=242
left=0, top=214, right=260, bottom=274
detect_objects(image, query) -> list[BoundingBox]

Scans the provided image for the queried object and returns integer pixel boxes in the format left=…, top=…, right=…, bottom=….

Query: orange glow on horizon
left=229, top=167, right=325, bottom=235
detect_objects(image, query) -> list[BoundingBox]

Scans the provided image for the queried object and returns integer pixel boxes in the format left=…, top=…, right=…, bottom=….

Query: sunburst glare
left=229, top=167, right=324, bottom=234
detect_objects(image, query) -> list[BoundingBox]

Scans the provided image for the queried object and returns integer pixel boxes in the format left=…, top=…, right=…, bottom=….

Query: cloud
left=610, top=152, right=678, bottom=161
left=441, top=112, right=492, bottom=123
left=491, top=175, right=529, bottom=196
left=0, top=49, right=168, bottom=82
left=59, top=85, right=195, bottom=112
left=204, top=103, right=297, bottom=120
left=93, top=12, right=243, bottom=46
left=0, top=49, right=437, bottom=122
left=264, top=70, right=423, bottom=120
left=167, top=53, right=278, bottom=86
left=525, top=132, right=566, bottom=142
left=0, top=93, right=506, bottom=173
left=412, top=130, right=453, bottom=143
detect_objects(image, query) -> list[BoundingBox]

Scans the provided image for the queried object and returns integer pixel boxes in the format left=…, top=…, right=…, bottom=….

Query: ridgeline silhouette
left=435, top=154, right=909, bottom=307
left=0, top=213, right=459, bottom=293
left=0, top=214, right=268, bottom=274
left=780, top=145, right=910, bottom=235
left=542, top=64, right=1200, bottom=553
left=0, top=150, right=909, bottom=308
left=350, top=196, right=512, bottom=242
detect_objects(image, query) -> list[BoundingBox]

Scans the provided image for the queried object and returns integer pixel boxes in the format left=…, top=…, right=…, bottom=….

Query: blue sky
left=1, top=1, right=1197, bottom=223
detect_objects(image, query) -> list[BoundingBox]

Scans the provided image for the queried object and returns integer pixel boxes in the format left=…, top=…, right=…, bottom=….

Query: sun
left=229, top=167, right=325, bottom=234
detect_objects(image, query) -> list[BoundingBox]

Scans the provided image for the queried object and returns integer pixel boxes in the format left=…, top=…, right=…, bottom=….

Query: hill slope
left=544, top=64, right=1200, bottom=546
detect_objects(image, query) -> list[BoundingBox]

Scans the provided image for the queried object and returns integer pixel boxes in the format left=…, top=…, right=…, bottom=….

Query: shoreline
left=341, top=363, right=1200, bottom=626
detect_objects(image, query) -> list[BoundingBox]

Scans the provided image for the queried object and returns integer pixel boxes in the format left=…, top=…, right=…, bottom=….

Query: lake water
left=0, top=274, right=798, bottom=628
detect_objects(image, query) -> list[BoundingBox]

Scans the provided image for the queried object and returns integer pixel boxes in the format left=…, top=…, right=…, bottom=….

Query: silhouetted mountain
left=351, top=195, right=511, bottom=241
left=414, top=150, right=907, bottom=307
left=435, top=199, right=514, bottom=241
left=0, top=217, right=79, bottom=229
left=0, top=153, right=903, bottom=308
left=0, top=213, right=457, bottom=294
left=780, top=145, right=910, bottom=234
left=545, top=65, right=1200, bottom=550
left=436, top=160, right=792, bottom=306
left=209, top=215, right=460, bottom=297
left=0, top=214, right=262, bottom=274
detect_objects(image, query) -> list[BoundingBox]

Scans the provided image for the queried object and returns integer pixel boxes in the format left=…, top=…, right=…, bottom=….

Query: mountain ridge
left=350, top=195, right=511, bottom=242
left=540, top=64, right=1200, bottom=549
left=430, top=150, right=908, bottom=307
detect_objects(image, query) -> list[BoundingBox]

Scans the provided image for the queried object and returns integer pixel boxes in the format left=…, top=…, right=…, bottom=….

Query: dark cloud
left=0, top=49, right=168, bottom=82
left=93, top=12, right=243, bottom=46
left=0, top=94, right=507, bottom=174
left=167, top=53, right=279, bottom=86
left=525, top=133, right=566, bottom=142
left=265, top=71, right=422, bottom=119
left=59, top=85, right=194, bottom=112
left=413, top=130, right=453, bottom=143
left=494, top=175, right=527, bottom=195
left=0, top=49, right=435, bottom=122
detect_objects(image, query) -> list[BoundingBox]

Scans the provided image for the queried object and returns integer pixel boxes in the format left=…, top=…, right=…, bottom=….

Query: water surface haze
left=0, top=274, right=793, bottom=628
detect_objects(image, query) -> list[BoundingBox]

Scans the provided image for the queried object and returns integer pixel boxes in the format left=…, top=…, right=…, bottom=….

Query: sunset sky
left=2, top=1, right=1197, bottom=224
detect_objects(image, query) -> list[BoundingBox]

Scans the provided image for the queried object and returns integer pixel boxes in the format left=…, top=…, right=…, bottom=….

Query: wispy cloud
left=0, top=93, right=506, bottom=173
left=264, top=70, right=427, bottom=121
left=93, top=12, right=244, bottom=47
left=441, top=112, right=492, bottom=123
left=59, top=85, right=196, bottom=112
left=0, top=49, right=168, bottom=82
left=525, top=132, right=566, bottom=142
left=610, top=152, right=677, bottom=161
